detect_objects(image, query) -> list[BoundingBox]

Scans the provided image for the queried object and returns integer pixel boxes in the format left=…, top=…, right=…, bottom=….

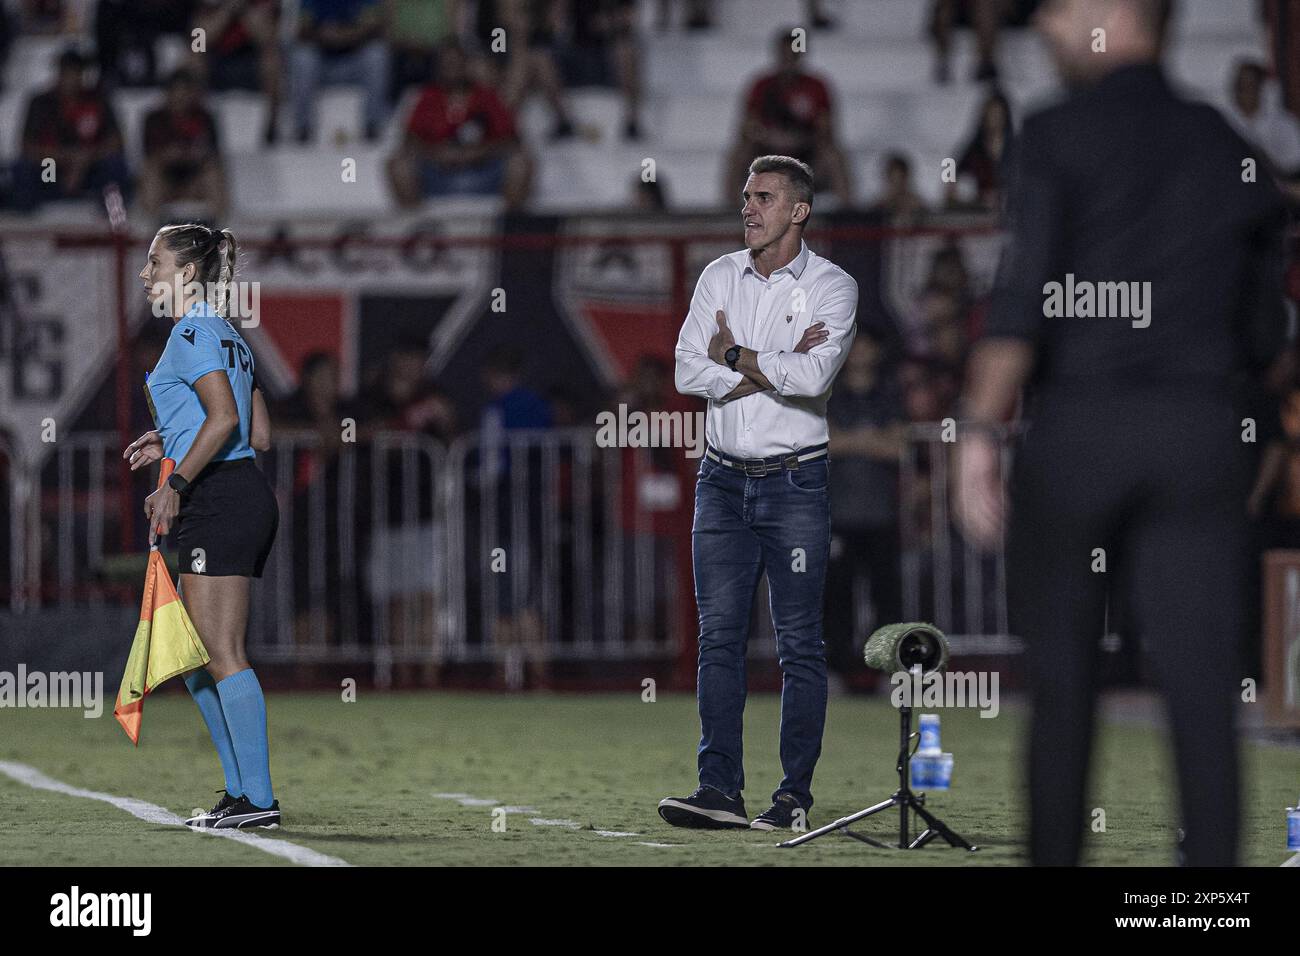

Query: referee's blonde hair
left=156, top=223, right=239, bottom=320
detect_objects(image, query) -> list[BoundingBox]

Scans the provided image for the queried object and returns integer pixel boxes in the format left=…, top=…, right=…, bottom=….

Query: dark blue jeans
left=692, top=451, right=831, bottom=810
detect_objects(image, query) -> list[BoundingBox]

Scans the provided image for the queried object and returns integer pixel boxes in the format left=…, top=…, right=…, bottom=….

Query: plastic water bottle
left=1287, top=807, right=1300, bottom=852
left=919, top=713, right=941, bottom=754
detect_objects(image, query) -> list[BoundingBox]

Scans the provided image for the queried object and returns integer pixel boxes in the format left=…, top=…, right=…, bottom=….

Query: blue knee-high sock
left=215, top=668, right=274, bottom=808
left=183, top=669, right=243, bottom=798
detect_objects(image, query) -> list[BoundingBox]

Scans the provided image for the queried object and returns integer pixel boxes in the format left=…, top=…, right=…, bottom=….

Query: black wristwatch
left=167, top=473, right=190, bottom=495
left=724, top=345, right=742, bottom=372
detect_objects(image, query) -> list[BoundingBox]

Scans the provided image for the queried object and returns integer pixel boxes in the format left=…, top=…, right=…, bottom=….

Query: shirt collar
left=183, top=299, right=217, bottom=320
left=745, top=239, right=810, bottom=280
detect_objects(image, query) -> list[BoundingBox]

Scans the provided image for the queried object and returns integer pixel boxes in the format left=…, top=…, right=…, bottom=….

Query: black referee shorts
left=173, top=458, right=279, bottom=578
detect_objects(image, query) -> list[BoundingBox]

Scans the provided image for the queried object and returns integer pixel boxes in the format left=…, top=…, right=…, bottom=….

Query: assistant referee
left=126, top=222, right=281, bottom=829
left=955, top=0, right=1291, bottom=866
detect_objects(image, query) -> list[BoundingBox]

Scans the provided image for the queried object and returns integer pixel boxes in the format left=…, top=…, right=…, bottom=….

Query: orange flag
left=113, top=458, right=210, bottom=744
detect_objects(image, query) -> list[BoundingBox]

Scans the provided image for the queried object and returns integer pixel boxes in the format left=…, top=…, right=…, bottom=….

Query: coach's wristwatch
left=167, top=473, right=190, bottom=496
left=724, top=345, right=742, bottom=371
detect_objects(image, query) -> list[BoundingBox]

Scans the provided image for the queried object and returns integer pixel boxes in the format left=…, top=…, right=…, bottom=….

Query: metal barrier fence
left=4, top=423, right=1027, bottom=674
left=1, top=427, right=691, bottom=682
left=442, top=428, right=683, bottom=670
left=900, top=422, right=1022, bottom=656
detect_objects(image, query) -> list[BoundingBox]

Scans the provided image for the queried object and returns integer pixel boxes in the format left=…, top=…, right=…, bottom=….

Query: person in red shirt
left=138, top=68, right=228, bottom=220
left=10, top=48, right=131, bottom=212
left=724, top=28, right=853, bottom=207
left=386, top=41, right=532, bottom=210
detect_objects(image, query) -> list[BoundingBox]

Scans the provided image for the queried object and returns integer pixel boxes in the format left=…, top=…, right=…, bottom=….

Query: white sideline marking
left=636, top=842, right=682, bottom=848
left=433, top=790, right=652, bottom=841
left=0, top=760, right=350, bottom=867
left=1284, top=854, right=1300, bottom=867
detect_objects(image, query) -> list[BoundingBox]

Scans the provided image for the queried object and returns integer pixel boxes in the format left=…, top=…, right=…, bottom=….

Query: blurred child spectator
left=945, top=87, right=1012, bottom=211
left=386, top=41, right=532, bottom=210
left=630, top=172, right=667, bottom=211
left=192, top=0, right=283, bottom=145
left=726, top=27, right=853, bottom=206
left=11, top=48, right=130, bottom=212
left=388, top=0, right=458, bottom=107
left=826, top=331, right=907, bottom=675
left=289, top=0, right=389, bottom=143
left=96, top=0, right=198, bottom=87
left=1227, top=60, right=1300, bottom=179
left=473, top=0, right=581, bottom=140
left=867, top=152, right=926, bottom=224
left=559, top=0, right=643, bottom=139
left=138, top=68, right=228, bottom=220
left=929, top=0, right=1041, bottom=84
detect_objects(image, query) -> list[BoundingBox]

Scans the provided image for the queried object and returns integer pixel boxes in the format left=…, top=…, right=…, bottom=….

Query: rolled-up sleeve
left=675, top=261, right=745, bottom=401
left=755, top=274, right=858, bottom=398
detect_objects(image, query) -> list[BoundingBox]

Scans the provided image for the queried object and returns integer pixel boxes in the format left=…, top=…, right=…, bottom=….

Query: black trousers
left=1008, top=388, right=1251, bottom=866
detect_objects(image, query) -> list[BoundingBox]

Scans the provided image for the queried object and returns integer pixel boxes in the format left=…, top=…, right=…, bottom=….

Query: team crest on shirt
left=785, top=314, right=793, bottom=323
left=180, top=328, right=196, bottom=345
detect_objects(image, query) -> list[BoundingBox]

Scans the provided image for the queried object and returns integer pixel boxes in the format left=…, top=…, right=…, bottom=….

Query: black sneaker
left=183, top=790, right=240, bottom=828
left=206, top=795, right=282, bottom=830
left=750, top=793, right=803, bottom=831
left=657, top=786, right=749, bottom=829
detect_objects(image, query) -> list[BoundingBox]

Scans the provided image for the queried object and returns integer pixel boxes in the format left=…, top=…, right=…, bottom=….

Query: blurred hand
left=124, top=430, right=164, bottom=471
left=794, top=321, right=828, bottom=353
left=953, top=431, right=1005, bottom=550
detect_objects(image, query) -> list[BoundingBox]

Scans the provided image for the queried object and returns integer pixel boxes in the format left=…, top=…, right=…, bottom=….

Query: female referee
left=123, top=223, right=281, bottom=829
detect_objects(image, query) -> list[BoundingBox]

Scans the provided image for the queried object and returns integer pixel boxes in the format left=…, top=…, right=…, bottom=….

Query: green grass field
left=2, top=691, right=1297, bottom=866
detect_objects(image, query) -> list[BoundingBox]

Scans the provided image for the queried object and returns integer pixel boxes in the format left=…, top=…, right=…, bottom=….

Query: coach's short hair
left=747, top=155, right=815, bottom=210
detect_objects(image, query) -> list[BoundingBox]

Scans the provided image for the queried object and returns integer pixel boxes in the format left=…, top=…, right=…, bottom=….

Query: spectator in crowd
left=630, top=171, right=668, bottom=211
left=138, top=68, right=228, bottom=220
left=559, top=0, right=643, bottom=139
left=612, top=355, right=688, bottom=645
left=479, top=347, right=553, bottom=689
left=825, top=331, right=907, bottom=677
left=725, top=27, right=853, bottom=207
left=1228, top=60, right=1300, bottom=180
left=867, top=152, right=927, bottom=224
left=945, top=87, right=1012, bottom=211
left=386, top=41, right=532, bottom=210
left=473, top=0, right=581, bottom=140
left=10, top=48, right=130, bottom=212
left=192, top=0, right=283, bottom=145
left=289, top=0, right=389, bottom=143
left=388, top=0, right=458, bottom=107
left=96, top=0, right=198, bottom=87
left=930, top=0, right=1042, bottom=84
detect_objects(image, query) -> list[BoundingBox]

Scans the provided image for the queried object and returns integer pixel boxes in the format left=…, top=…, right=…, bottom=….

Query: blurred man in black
left=955, top=0, right=1290, bottom=866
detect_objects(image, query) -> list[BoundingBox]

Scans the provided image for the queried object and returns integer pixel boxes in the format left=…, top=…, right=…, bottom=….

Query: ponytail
left=216, top=229, right=237, bottom=320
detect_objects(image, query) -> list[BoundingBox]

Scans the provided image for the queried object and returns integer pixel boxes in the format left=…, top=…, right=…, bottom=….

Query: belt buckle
left=743, top=459, right=767, bottom=478
left=783, top=455, right=799, bottom=471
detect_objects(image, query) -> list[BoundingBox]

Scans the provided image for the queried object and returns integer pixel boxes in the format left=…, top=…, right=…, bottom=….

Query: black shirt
left=983, top=63, right=1290, bottom=392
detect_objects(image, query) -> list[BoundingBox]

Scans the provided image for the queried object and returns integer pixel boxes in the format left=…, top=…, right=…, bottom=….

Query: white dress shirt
left=674, top=238, right=858, bottom=458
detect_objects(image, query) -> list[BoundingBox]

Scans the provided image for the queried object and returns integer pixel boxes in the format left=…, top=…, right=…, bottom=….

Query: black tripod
left=780, top=703, right=978, bottom=851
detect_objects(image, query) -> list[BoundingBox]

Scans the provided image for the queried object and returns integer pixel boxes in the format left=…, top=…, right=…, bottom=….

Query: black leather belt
left=704, top=443, right=828, bottom=477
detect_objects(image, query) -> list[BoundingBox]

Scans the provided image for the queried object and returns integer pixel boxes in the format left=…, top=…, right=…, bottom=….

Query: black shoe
left=206, top=795, right=281, bottom=829
left=183, top=790, right=240, bottom=828
left=657, top=786, right=749, bottom=829
left=750, top=793, right=803, bottom=831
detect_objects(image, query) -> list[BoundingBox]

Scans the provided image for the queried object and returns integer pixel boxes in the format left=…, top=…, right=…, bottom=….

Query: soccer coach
left=954, top=0, right=1290, bottom=865
left=658, top=155, right=858, bottom=831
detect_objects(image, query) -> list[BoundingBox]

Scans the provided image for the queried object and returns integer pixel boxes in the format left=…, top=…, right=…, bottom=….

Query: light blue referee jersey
left=145, top=300, right=257, bottom=464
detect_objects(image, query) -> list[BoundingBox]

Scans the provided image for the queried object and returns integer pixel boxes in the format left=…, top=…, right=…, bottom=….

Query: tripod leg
left=779, top=796, right=899, bottom=847
left=909, top=797, right=978, bottom=851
